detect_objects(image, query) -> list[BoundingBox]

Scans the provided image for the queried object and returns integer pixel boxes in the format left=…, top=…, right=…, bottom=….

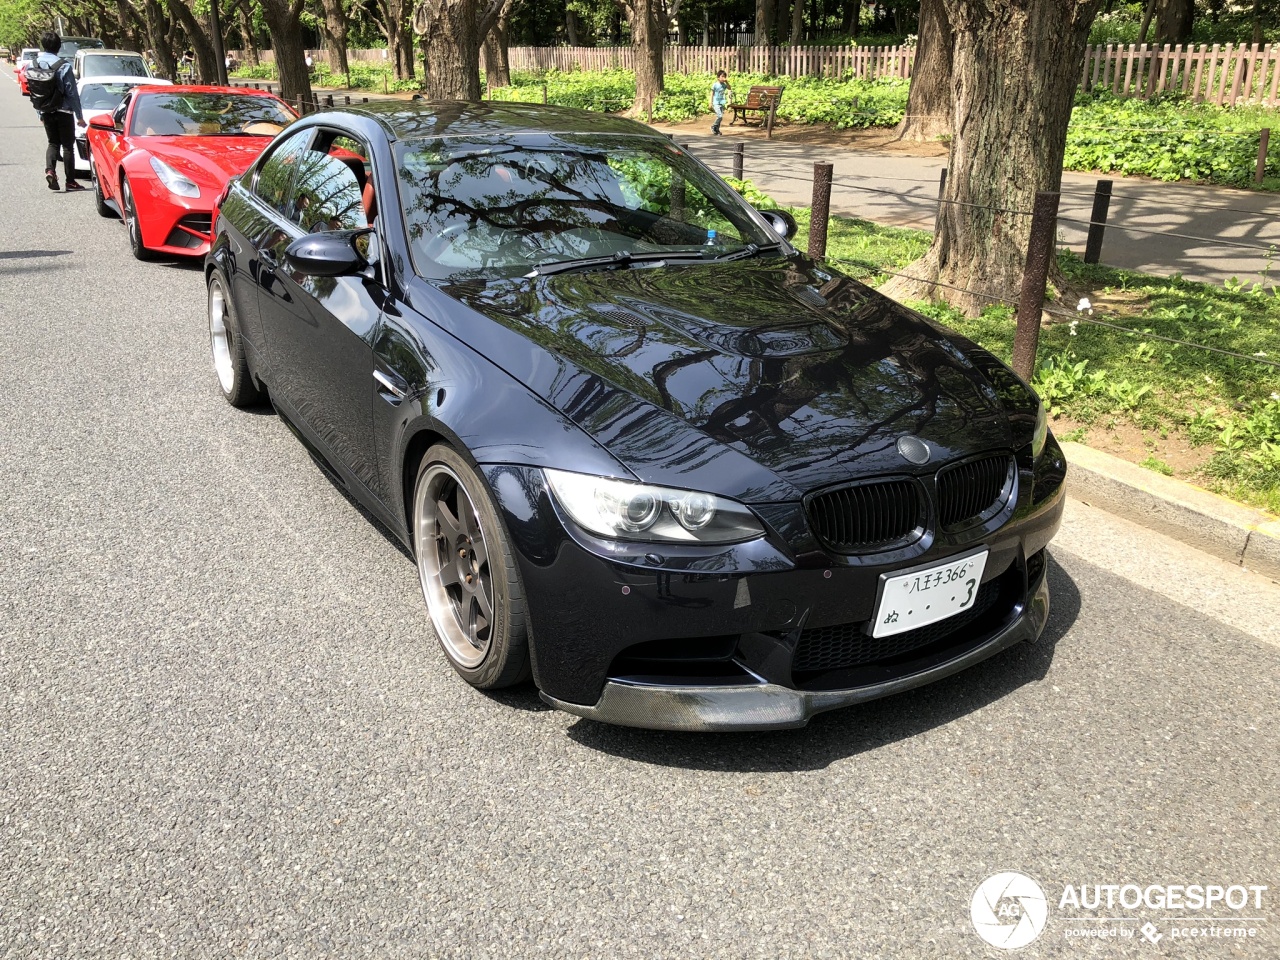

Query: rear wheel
left=413, top=445, right=530, bottom=689
left=121, top=176, right=153, bottom=261
left=208, top=272, right=263, bottom=408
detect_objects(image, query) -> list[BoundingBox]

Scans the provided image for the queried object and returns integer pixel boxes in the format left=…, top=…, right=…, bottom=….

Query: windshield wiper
left=712, top=241, right=784, bottom=262
left=526, top=249, right=706, bottom=278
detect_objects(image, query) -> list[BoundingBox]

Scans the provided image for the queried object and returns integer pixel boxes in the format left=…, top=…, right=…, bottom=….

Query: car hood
left=142, top=136, right=269, bottom=186
left=431, top=256, right=1034, bottom=501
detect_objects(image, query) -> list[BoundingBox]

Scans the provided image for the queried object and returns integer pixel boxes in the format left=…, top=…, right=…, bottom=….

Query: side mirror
left=283, top=229, right=370, bottom=278
left=88, top=114, right=116, bottom=131
left=758, top=208, right=798, bottom=241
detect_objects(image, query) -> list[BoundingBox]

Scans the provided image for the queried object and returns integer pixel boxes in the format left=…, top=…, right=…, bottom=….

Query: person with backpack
left=28, top=31, right=85, bottom=192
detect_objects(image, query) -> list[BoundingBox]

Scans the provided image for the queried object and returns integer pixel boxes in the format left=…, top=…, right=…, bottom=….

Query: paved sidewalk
left=674, top=127, right=1280, bottom=290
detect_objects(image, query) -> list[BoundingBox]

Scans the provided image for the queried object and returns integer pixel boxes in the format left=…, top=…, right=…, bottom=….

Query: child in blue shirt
left=710, top=71, right=731, bottom=136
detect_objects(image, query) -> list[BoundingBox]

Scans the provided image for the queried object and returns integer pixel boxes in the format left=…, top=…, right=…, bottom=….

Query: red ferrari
left=87, top=85, right=296, bottom=259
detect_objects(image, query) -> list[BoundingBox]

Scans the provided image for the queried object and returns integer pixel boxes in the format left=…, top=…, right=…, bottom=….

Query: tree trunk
left=1154, top=0, right=1194, bottom=44
left=630, top=0, right=665, bottom=117
left=482, top=0, right=514, bottom=88
left=756, top=0, right=775, bottom=43
left=168, top=2, right=219, bottom=82
left=259, top=0, right=314, bottom=105
left=773, top=0, right=789, bottom=49
left=1136, top=0, right=1156, bottom=46
left=881, top=0, right=1103, bottom=317
left=144, top=0, right=179, bottom=80
left=894, top=0, right=951, bottom=141
left=1252, top=0, right=1263, bottom=44
left=237, top=4, right=261, bottom=66
left=414, top=0, right=503, bottom=99
left=318, top=0, right=350, bottom=74
left=566, top=7, right=580, bottom=44
left=789, top=0, right=803, bottom=43
left=400, top=23, right=418, bottom=78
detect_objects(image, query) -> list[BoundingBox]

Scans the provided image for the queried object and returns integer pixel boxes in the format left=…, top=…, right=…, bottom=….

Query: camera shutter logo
left=971, top=872, right=1049, bottom=949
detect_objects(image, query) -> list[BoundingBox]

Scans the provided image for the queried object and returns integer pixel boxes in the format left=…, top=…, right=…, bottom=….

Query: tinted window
left=396, top=134, right=772, bottom=278
left=253, top=131, right=313, bottom=215
left=58, top=38, right=104, bottom=58
left=82, top=55, right=148, bottom=78
left=129, top=92, right=293, bottom=137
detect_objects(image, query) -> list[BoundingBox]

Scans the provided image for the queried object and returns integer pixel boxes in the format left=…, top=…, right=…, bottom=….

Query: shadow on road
left=563, top=554, right=1080, bottom=771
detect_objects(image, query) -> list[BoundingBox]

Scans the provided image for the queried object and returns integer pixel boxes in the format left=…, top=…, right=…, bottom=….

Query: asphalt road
left=1, top=72, right=1278, bottom=959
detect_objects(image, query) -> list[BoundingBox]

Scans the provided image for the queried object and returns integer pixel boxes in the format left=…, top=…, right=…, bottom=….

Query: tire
left=208, top=271, right=264, bottom=408
left=91, top=162, right=113, bottom=218
left=413, top=445, right=531, bottom=689
left=121, top=176, right=154, bottom=261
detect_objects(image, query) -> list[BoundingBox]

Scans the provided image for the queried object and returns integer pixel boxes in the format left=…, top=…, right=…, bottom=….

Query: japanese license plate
left=871, top=549, right=989, bottom=639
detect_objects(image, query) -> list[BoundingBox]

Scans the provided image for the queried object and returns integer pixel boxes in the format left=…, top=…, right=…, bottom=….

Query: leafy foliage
left=485, top=69, right=909, bottom=128
left=1066, top=91, right=1280, bottom=187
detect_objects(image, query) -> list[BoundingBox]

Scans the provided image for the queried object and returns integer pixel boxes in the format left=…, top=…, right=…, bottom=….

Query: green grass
left=747, top=195, right=1280, bottom=512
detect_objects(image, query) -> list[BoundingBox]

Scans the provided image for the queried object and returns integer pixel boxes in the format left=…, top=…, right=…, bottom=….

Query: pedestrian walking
left=710, top=70, right=731, bottom=136
left=27, top=30, right=85, bottom=192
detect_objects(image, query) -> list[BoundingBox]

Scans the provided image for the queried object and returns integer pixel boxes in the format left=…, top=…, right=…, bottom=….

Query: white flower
left=1076, top=297, right=1093, bottom=315
left=1254, top=351, right=1268, bottom=357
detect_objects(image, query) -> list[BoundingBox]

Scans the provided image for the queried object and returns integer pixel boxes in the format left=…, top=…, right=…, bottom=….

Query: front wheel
left=413, top=445, right=530, bottom=689
left=208, top=272, right=263, bottom=408
left=121, top=176, right=153, bottom=261
left=91, top=162, right=112, bottom=218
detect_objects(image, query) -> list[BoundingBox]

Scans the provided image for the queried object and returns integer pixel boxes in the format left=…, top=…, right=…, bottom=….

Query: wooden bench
left=729, top=85, right=785, bottom=126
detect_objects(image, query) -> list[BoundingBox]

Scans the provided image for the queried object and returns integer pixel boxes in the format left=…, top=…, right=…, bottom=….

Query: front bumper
left=483, top=436, right=1066, bottom=730
left=542, top=566, right=1049, bottom=731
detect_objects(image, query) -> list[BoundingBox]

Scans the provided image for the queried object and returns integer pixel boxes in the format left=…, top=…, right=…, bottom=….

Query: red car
left=87, top=85, right=296, bottom=259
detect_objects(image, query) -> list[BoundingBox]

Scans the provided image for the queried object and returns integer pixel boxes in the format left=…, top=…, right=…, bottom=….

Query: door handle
left=373, top=369, right=407, bottom=404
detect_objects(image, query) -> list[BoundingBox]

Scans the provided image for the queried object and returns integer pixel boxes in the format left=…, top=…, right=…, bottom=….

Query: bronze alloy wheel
left=412, top=445, right=529, bottom=689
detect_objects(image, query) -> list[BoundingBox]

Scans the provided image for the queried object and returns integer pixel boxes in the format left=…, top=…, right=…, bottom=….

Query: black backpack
left=27, top=58, right=66, bottom=112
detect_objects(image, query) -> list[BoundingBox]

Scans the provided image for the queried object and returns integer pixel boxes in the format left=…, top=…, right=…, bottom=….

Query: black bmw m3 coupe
left=205, top=100, right=1066, bottom=731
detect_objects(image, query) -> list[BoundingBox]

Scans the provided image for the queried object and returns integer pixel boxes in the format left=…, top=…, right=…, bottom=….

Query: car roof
left=329, top=100, right=658, bottom=143
left=132, top=84, right=285, bottom=98
left=78, top=49, right=145, bottom=57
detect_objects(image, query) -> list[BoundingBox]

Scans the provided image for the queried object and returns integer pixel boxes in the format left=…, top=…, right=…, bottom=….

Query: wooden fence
left=249, top=42, right=1280, bottom=107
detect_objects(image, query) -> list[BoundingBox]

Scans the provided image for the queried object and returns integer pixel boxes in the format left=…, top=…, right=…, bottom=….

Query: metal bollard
left=808, top=161, right=833, bottom=259
left=935, top=168, right=948, bottom=232
left=1012, top=191, right=1062, bottom=381
left=733, top=142, right=744, bottom=181
left=1256, top=128, right=1271, bottom=184
left=1083, top=179, right=1113, bottom=265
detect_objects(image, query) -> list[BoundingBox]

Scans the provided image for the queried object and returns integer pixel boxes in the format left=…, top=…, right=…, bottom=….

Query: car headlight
left=544, top=469, right=765, bottom=544
left=1031, top=399, right=1048, bottom=459
left=149, top=156, right=200, bottom=198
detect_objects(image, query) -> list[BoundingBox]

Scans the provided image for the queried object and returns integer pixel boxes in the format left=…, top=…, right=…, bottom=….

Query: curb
left=1061, top=441, right=1279, bottom=582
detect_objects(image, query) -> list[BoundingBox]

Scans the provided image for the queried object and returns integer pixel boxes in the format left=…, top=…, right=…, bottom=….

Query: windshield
left=58, top=38, right=103, bottom=58
left=129, top=92, right=294, bottom=137
left=396, top=134, right=778, bottom=279
left=82, top=55, right=147, bottom=78
left=81, top=81, right=142, bottom=112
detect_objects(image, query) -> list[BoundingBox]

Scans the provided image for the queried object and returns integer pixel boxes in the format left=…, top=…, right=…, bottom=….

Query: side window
left=276, top=133, right=371, bottom=233
left=252, top=130, right=313, bottom=217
